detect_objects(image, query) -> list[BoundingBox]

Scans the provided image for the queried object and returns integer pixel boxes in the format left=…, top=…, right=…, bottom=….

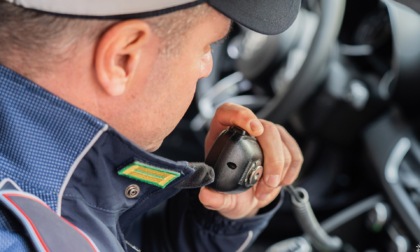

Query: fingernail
left=250, top=120, right=263, bottom=133
left=265, top=175, right=281, bottom=188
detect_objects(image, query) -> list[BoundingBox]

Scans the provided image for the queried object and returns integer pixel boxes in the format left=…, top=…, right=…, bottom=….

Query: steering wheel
left=193, top=0, right=347, bottom=128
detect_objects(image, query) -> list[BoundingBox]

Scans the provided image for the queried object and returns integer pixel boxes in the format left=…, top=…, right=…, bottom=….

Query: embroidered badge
left=118, top=161, right=180, bottom=188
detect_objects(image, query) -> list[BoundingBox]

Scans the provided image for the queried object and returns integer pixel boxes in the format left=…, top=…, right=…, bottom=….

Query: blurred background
left=157, top=0, right=420, bottom=251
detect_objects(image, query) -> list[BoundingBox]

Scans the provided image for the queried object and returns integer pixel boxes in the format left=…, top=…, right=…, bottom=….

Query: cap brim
left=206, top=0, right=301, bottom=35
left=8, top=0, right=300, bottom=35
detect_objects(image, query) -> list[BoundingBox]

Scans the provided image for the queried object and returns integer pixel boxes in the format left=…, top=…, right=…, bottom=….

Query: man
left=0, top=0, right=303, bottom=251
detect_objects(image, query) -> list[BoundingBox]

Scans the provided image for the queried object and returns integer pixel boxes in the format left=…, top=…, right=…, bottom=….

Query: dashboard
left=339, top=0, right=420, bottom=119
left=339, top=0, right=393, bottom=75
left=342, top=0, right=420, bottom=245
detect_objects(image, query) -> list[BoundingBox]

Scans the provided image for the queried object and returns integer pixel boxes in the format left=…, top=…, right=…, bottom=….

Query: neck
left=4, top=43, right=104, bottom=119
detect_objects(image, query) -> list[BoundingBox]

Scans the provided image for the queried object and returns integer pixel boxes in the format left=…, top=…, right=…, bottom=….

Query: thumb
left=198, top=187, right=231, bottom=211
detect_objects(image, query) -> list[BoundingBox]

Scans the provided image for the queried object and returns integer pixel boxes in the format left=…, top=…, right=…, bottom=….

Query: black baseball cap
left=4, top=0, right=301, bottom=35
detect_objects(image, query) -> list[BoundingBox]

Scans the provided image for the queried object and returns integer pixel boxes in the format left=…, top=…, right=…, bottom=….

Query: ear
left=94, top=20, right=152, bottom=96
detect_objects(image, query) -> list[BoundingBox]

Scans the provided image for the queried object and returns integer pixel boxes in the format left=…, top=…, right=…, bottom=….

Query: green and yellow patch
left=118, top=161, right=180, bottom=188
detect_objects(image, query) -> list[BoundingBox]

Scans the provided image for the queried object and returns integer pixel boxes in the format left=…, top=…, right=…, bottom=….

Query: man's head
left=0, top=0, right=300, bottom=151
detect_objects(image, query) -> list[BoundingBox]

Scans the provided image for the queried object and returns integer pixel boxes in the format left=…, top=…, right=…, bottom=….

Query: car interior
left=156, top=0, right=420, bottom=251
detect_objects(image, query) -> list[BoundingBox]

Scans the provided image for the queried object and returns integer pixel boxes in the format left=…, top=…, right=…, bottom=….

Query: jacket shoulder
left=0, top=178, right=99, bottom=252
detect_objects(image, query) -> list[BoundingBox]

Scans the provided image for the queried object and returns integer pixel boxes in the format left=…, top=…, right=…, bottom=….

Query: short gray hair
left=146, top=4, right=211, bottom=55
left=0, top=1, right=211, bottom=73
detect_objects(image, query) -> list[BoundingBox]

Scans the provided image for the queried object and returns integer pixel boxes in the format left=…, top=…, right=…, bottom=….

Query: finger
left=281, top=142, right=292, bottom=181
left=199, top=187, right=261, bottom=219
left=205, top=103, right=263, bottom=152
left=254, top=120, right=285, bottom=200
left=198, top=187, right=234, bottom=211
left=255, top=186, right=282, bottom=208
left=277, top=125, right=304, bottom=185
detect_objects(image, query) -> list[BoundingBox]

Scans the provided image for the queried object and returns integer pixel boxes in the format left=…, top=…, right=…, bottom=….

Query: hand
left=198, top=103, right=303, bottom=219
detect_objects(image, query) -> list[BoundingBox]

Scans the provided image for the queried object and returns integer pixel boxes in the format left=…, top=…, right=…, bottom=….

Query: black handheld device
left=205, top=127, right=342, bottom=251
left=205, top=126, right=263, bottom=193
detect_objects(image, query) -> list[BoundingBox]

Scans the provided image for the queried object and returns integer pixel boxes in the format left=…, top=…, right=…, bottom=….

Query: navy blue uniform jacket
left=0, top=65, right=280, bottom=251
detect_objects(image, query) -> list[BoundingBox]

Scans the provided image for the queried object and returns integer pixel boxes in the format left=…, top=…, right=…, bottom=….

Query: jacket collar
left=0, top=64, right=200, bottom=212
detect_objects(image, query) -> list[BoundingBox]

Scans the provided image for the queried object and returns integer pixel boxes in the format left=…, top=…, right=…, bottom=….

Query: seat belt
left=0, top=179, right=99, bottom=252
